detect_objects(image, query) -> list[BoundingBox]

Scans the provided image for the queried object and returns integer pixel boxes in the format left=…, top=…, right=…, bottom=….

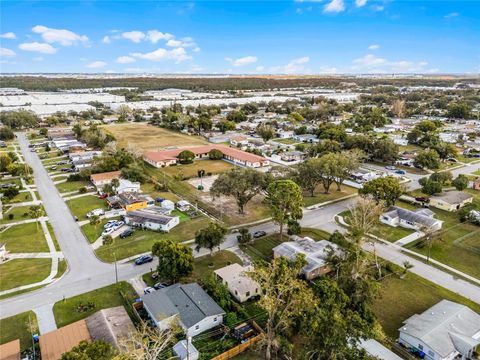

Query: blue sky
left=0, top=1, right=478, bottom=74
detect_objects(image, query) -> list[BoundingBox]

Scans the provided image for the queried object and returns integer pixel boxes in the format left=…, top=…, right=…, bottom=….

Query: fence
left=210, top=321, right=264, bottom=360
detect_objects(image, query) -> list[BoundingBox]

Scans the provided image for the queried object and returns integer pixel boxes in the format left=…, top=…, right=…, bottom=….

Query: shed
left=173, top=340, right=199, bottom=360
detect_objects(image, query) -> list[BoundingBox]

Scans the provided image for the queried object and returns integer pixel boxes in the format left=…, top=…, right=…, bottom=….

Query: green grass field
left=2, top=191, right=32, bottom=204
left=0, top=205, right=43, bottom=225
left=161, top=160, right=235, bottom=178
left=52, top=282, right=137, bottom=328
left=95, top=215, right=210, bottom=262
left=240, top=234, right=286, bottom=262
left=56, top=180, right=90, bottom=193
left=66, top=195, right=108, bottom=220
left=0, top=311, right=37, bottom=351
left=302, top=184, right=357, bottom=207
left=0, top=222, right=49, bottom=253
left=272, top=138, right=298, bottom=145
left=0, top=258, right=51, bottom=291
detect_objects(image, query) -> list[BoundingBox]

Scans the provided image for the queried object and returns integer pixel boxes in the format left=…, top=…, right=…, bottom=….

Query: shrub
left=78, top=187, right=87, bottom=194
left=8, top=214, right=14, bottom=220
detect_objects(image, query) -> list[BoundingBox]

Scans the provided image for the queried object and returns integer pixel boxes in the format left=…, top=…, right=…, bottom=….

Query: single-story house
left=177, top=200, right=191, bottom=212
left=358, top=339, right=403, bottom=360
left=72, top=158, right=93, bottom=171
left=277, top=130, right=294, bottom=139
left=0, top=339, right=20, bottom=360
left=90, top=171, right=122, bottom=188
left=214, top=263, right=260, bottom=303
left=380, top=206, right=443, bottom=232
left=293, top=134, right=319, bottom=143
left=115, top=179, right=141, bottom=194
left=230, top=135, right=249, bottom=147
left=273, top=236, right=341, bottom=280
left=173, top=340, right=199, bottom=360
left=143, top=144, right=269, bottom=168
left=430, top=191, right=474, bottom=212
left=160, top=199, right=175, bottom=211
left=124, top=206, right=179, bottom=232
left=107, top=192, right=154, bottom=212
left=280, top=151, right=304, bottom=162
left=142, top=283, right=225, bottom=337
left=398, top=300, right=480, bottom=360
left=69, top=150, right=102, bottom=163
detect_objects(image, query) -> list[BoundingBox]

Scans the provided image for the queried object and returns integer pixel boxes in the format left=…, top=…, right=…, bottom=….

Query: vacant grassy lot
left=303, top=184, right=357, bottom=207
left=162, top=160, right=235, bottom=178
left=0, top=311, right=37, bottom=351
left=66, top=195, right=108, bottom=220
left=95, top=214, right=210, bottom=262
left=0, top=258, right=51, bottom=291
left=0, top=205, right=43, bottom=225
left=56, top=179, right=90, bottom=193
left=0, top=223, right=49, bottom=253
left=373, top=269, right=480, bottom=339
left=53, top=282, right=137, bottom=328
left=2, top=191, right=32, bottom=204
left=103, top=123, right=208, bottom=151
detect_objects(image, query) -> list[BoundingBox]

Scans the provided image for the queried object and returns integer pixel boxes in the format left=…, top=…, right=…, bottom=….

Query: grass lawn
left=47, top=222, right=61, bottom=251
left=373, top=268, right=480, bottom=339
left=473, top=170, right=480, bottom=176
left=161, top=160, right=235, bottom=179
left=95, top=215, right=210, bottom=262
left=103, top=123, right=208, bottom=151
left=0, top=311, right=37, bottom=351
left=0, top=222, right=49, bottom=253
left=0, top=178, right=22, bottom=187
left=143, top=250, right=243, bottom=286
left=240, top=234, right=286, bottom=262
left=56, top=180, right=90, bottom=193
left=81, top=217, right=120, bottom=244
left=2, top=191, right=32, bottom=204
left=370, top=223, right=415, bottom=242
left=0, top=205, right=43, bottom=225
left=0, top=258, right=51, bottom=291
left=66, top=195, right=108, bottom=221
left=53, top=282, right=137, bottom=328
left=272, top=138, right=298, bottom=145
left=303, top=184, right=357, bottom=207
left=140, top=183, right=180, bottom=203
left=300, top=228, right=333, bottom=241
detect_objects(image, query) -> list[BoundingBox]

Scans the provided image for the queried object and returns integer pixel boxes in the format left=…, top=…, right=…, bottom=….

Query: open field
left=0, top=205, right=44, bottom=225
left=0, top=311, right=37, bottom=351
left=0, top=222, right=49, bottom=253
left=0, top=258, right=51, bottom=292
left=373, top=267, right=480, bottom=339
left=56, top=179, right=90, bottom=193
left=103, top=123, right=208, bottom=151
left=303, top=184, right=357, bottom=207
left=53, top=282, right=137, bottom=328
left=66, top=195, right=108, bottom=221
left=162, top=159, right=235, bottom=178
left=95, top=214, right=210, bottom=262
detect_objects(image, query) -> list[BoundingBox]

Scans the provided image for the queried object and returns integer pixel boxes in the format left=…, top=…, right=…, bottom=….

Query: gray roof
left=432, top=191, right=473, bottom=205
left=399, top=300, right=480, bottom=357
left=142, top=283, right=225, bottom=328
left=383, top=206, right=441, bottom=228
left=126, top=206, right=176, bottom=225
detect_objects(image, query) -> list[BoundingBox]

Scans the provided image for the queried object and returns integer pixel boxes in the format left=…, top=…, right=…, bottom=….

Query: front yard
left=66, top=195, right=108, bottom=220
left=0, top=222, right=49, bottom=253
left=56, top=179, right=90, bottom=193
left=52, top=282, right=137, bottom=328
left=0, top=205, right=45, bottom=225
left=81, top=217, right=120, bottom=244
left=302, top=184, right=357, bottom=207
left=0, top=311, right=38, bottom=351
left=0, top=258, right=51, bottom=292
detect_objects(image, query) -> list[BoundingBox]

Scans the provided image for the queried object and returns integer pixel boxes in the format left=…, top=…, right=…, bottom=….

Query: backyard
left=52, top=282, right=137, bottom=327
left=0, top=311, right=37, bottom=351
left=0, top=258, right=51, bottom=292
left=103, top=123, right=208, bottom=151
left=0, top=222, right=49, bottom=253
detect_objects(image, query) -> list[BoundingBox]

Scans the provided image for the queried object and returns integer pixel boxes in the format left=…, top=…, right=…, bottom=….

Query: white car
left=143, top=287, right=156, bottom=294
left=104, top=220, right=117, bottom=229
left=102, top=227, right=114, bottom=237
left=86, top=208, right=104, bottom=218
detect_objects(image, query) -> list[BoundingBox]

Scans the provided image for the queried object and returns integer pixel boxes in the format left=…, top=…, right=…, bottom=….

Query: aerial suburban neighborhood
left=0, top=1, right=480, bottom=360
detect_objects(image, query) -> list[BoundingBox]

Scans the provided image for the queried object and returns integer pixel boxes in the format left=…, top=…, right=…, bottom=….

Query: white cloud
left=319, top=65, right=338, bottom=74
left=193, top=47, right=201, bottom=53
left=368, top=44, right=380, bottom=50
left=147, top=30, right=174, bottom=43
left=18, top=42, right=57, bottom=54
left=444, top=12, right=459, bottom=19
left=352, top=54, right=388, bottom=67
left=256, top=66, right=265, bottom=72
left=85, top=61, right=107, bottom=68
left=121, top=31, right=146, bottom=43
left=1, top=47, right=16, bottom=57
left=0, top=32, right=16, bottom=39
left=226, top=56, right=258, bottom=67
left=166, top=38, right=196, bottom=48
left=131, top=47, right=191, bottom=63
left=352, top=54, right=431, bottom=73
left=269, top=56, right=311, bottom=74
left=116, top=56, right=136, bottom=64
left=102, top=36, right=111, bottom=44
left=32, top=25, right=88, bottom=46
left=324, top=0, right=345, bottom=13
left=355, top=0, right=367, bottom=7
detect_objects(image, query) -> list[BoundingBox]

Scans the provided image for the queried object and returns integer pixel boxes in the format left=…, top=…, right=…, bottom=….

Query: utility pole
left=114, top=252, right=118, bottom=285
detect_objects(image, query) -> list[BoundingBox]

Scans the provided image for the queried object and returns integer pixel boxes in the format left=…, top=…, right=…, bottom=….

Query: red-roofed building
left=143, top=145, right=269, bottom=168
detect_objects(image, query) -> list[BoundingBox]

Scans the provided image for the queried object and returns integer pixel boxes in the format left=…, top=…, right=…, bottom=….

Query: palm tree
left=28, top=205, right=44, bottom=230
left=89, top=215, right=101, bottom=232
left=401, top=261, right=414, bottom=278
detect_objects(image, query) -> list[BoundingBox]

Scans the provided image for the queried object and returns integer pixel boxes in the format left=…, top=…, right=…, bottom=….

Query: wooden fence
left=210, top=321, right=264, bottom=360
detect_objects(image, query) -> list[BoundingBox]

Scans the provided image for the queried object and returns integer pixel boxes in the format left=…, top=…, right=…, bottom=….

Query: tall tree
left=359, top=176, right=402, bottom=206
left=414, top=149, right=441, bottom=170
left=266, top=179, right=304, bottom=239
left=256, top=123, right=276, bottom=143
left=28, top=205, right=44, bottom=230
left=61, top=340, right=114, bottom=360
left=152, top=239, right=194, bottom=282
left=195, top=222, right=227, bottom=255
left=294, top=158, right=322, bottom=197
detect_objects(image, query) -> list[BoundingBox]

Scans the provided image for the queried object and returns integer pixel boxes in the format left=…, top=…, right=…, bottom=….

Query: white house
left=430, top=191, right=474, bottom=212
left=177, top=200, right=191, bottom=212
left=116, top=179, right=141, bottom=194
left=160, top=199, right=175, bottom=211
left=124, top=206, right=179, bottom=232
left=214, top=264, right=260, bottom=303
left=277, top=130, right=294, bottom=139
left=399, top=300, right=480, bottom=360
left=142, top=283, right=225, bottom=337
left=380, top=207, right=443, bottom=232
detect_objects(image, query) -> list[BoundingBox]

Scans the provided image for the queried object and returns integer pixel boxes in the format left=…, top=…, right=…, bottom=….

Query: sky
left=0, top=1, right=479, bottom=75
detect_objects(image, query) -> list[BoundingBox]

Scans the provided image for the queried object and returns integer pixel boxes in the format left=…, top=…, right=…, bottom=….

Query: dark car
left=154, top=282, right=167, bottom=290
left=120, top=229, right=134, bottom=239
left=253, top=230, right=267, bottom=239
left=415, top=197, right=430, bottom=203
left=135, top=255, right=153, bottom=265
left=155, top=197, right=165, bottom=203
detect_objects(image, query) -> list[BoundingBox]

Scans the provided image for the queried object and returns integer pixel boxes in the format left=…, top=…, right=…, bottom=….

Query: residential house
left=72, top=158, right=94, bottom=171
left=293, top=134, right=319, bottom=143
left=0, top=339, right=20, bottom=360
left=160, top=199, right=175, bottom=211
left=107, top=192, right=154, bottom=212
left=173, top=340, right=199, bottom=360
left=69, top=150, right=102, bottom=162
left=280, top=151, right=304, bottom=162
left=277, top=130, right=294, bottom=139
left=430, top=191, right=474, bottom=212
left=380, top=206, right=443, bottom=232
left=398, top=300, right=480, bottom=360
left=273, top=236, right=341, bottom=280
left=115, top=179, right=141, bottom=194
left=176, top=200, right=191, bottom=212
left=90, top=171, right=122, bottom=188
left=124, top=206, right=179, bottom=232
left=214, top=263, right=260, bottom=303
left=142, top=283, right=225, bottom=337
left=229, top=135, right=249, bottom=147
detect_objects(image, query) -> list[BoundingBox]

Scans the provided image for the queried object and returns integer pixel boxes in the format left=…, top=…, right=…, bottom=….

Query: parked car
left=143, top=287, right=155, bottom=294
left=154, top=282, right=167, bottom=290
left=57, top=161, right=67, bottom=165
left=253, top=230, right=267, bottom=238
left=98, top=193, right=108, bottom=199
left=385, top=165, right=396, bottom=170
left=86, top=208, right=105, bottom=218
left=155, top=197, right=165, bottom=203
left=395, top=170, right=406, bottom=175
left=50, top=165, right=57, bottom=170
left=39, top=155, right=47, bottom=159
left=135, top=255, right=153, bottom=265
left=415, top=197, right=430, bottom=203
left=119, top=228, right=134, bottom=238
left=102, top=227, right=114, bottom=237
left=104, top=220, right=117, bottom=229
